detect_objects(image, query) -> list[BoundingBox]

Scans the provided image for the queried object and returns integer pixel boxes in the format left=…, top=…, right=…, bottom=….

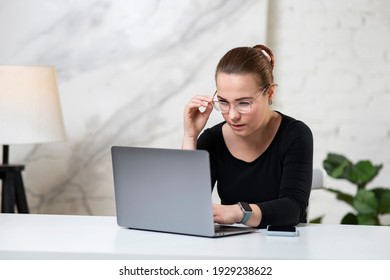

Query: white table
left=1, top=214, right=389, bottom=259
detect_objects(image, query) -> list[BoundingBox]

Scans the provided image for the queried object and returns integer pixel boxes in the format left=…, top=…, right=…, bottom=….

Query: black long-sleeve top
left=197, top=112, right=313, bottom=228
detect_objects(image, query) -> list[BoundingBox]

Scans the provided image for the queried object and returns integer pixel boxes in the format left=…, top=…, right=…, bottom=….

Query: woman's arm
left=258, top=121, right=313, bottom=227
left=213, top=203, right=262, bottom=227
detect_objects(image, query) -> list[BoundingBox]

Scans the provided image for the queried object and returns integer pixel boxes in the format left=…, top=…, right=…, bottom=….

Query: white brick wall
left=268, top=0, right=390, bottom=223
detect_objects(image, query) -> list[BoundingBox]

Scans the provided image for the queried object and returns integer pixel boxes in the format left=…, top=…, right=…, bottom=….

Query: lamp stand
left=3, top=144, right=9, bottom=164
left=0, top=145, right=29, bottom=213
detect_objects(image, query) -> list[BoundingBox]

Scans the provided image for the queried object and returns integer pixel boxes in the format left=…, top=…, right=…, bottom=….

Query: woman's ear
left=267, top=84, right=276, bottom=104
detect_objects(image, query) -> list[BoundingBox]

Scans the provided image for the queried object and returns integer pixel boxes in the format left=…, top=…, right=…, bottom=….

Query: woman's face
left=215, top=72, right=272, bottom=137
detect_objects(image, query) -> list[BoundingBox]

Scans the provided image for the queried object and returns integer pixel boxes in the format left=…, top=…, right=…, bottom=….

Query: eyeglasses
left=212, top=84, right=276, bottom=114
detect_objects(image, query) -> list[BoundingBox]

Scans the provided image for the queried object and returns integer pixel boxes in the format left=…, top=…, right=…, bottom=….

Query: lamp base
left=0, top=164, right=29, bottom=213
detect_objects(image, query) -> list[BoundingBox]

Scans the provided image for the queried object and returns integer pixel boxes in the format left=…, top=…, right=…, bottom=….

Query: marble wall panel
left=0, top=0, right=268, bottom=215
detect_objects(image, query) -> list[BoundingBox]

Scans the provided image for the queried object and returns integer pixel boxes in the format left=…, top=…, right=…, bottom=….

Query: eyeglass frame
left=212, top=83, right=277, bottom=114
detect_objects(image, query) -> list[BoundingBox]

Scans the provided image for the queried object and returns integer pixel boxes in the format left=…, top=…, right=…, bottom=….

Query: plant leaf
left=372, top=188, right=390, bottom=214
left=353, top=189, right=378, bottom=215
left=341, top=213, right=358, bottom=224
left=356, top=213, right=379, bottom=225
left=353, top=161, right=383, bottom=188
left=323, top=153, right=360, bottom=185
left=309, top=216, right=323, bottom=224
left=323, top=153, right=351, bottom=178
left=325, top=188, right=354, bottom=206
left=323, top=153, right=383, bottom=188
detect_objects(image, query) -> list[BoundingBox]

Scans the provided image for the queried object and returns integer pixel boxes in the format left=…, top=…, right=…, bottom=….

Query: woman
left=182, top=44, right=313, bottom=228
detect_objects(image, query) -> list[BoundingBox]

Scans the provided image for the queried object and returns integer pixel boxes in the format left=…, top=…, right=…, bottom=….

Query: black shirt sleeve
left=257, top=120, right=313, bottom=227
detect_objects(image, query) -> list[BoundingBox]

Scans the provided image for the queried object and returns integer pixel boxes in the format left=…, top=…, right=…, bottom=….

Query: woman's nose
left=228, top=105, right=241, bottom=120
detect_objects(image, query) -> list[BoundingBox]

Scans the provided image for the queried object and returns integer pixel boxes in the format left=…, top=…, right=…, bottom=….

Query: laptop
left=111, top=146, right=258, bottom=237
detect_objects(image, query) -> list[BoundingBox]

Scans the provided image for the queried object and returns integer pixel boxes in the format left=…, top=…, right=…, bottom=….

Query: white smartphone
left=266, top=225, right=298, bottom=237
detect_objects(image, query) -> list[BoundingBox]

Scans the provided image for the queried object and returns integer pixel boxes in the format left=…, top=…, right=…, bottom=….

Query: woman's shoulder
left=279, top=111, right=311, bottom=129
left=277, top=111, right=313, bottom=139
left=202, top=121, right=225, bottom=135
left=197, top=121, right=225, bottom=149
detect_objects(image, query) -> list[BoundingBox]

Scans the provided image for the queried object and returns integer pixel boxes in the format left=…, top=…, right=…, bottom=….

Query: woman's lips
left=230, top=123, right=245, bottom=130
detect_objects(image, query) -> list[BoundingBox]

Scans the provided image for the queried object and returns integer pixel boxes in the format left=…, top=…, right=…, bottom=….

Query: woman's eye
left=238, top=102, right=251, bottom=106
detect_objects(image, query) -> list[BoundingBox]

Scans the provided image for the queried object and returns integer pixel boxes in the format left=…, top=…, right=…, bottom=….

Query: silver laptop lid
left=111, top=146, right=216, bottom=237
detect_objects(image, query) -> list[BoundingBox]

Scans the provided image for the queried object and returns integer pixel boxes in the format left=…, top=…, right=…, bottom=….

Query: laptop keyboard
left=214, top=225, right=255, bottom=233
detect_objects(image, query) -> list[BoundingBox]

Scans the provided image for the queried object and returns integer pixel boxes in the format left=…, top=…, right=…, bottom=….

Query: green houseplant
left=320, top=153, right=390, bottom=225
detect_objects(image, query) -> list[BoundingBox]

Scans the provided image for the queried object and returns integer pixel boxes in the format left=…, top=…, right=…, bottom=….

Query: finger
left=202, top=102, right=214, bottom=115
left=190, top=96, right=213, bottom=106
left=185, top=102, right=213, bottom=117
left=188, top=100, right=211, bottom=109
left=192, top=95, right=213, bottom=101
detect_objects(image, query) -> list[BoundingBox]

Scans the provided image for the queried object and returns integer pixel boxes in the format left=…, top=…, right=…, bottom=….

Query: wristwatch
left=238, top=202, right=252, bottom=224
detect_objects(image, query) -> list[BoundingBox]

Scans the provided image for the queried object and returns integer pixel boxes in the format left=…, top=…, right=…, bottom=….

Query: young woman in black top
left=182, top=45, right=313, bottom=228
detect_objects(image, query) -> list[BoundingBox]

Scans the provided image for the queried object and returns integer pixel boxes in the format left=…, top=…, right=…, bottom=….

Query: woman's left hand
left=213, top=204, right=243, bottom=224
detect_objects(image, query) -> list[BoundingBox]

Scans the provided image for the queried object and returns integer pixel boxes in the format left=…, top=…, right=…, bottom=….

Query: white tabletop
left=0, top=214, right=389, bottom=259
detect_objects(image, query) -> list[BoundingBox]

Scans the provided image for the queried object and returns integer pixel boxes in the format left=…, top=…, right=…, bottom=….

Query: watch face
left=240, top=202, right=252, bottom=212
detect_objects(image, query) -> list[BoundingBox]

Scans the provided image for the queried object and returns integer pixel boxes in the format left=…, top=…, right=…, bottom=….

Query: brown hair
left=215, top=44, right=275, bottom=89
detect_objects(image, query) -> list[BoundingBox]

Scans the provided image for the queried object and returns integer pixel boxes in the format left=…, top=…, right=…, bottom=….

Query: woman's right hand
left=182, top=95, right=213, bottom=149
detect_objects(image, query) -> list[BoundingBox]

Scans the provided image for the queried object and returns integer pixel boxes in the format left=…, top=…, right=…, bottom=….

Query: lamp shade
left=0, top=65, right=66, bottom=145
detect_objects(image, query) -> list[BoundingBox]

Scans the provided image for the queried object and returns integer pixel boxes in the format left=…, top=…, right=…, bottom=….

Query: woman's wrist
left=236, top=204, right=245, bottom=223
left=182, top=135, right=197, bottom=150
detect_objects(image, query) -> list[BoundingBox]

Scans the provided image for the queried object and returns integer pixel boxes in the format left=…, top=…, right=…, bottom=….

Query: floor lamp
left=0, top=65, right=66, bottom=213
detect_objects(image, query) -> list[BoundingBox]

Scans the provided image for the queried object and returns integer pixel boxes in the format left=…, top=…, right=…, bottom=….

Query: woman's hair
left=215, top=44, right=275, bottom=89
